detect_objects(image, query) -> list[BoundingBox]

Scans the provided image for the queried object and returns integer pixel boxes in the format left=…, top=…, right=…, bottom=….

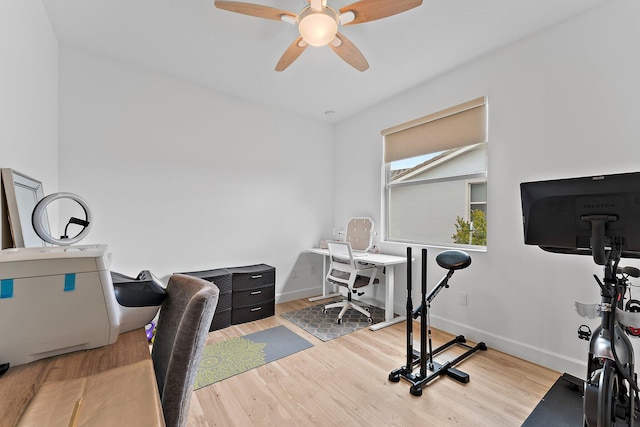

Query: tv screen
left=520, top=171, right=640, bottom=263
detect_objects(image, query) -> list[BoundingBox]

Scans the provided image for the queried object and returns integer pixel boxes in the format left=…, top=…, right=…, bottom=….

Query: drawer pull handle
left=250, top=307, right=262, bottom=312
left=250, top=290, right=262, bottom=295
left=251, top=275, right=263, bottom=279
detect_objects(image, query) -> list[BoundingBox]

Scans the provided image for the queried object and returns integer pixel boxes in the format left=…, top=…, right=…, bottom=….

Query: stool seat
left=436, top=250, right=471, bottom=270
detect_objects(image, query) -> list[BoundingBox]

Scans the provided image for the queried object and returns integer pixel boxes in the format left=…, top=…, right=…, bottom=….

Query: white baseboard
left=276, top=286, right=322, bottom=304
left=429, top=314, right=587, bottom=379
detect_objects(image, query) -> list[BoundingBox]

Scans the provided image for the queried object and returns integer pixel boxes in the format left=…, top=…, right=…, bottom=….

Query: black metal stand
left=388, top=248, right=487, bottom=396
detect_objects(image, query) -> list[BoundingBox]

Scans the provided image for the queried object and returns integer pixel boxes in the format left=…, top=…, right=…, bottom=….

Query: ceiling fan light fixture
left=215, top=0, right=424, bottom=71
left=297, top=8, right=338, bottom=47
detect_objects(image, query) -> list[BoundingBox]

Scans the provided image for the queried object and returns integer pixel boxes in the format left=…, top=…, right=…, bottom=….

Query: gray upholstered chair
left=152, top=273, right=219, bottom=427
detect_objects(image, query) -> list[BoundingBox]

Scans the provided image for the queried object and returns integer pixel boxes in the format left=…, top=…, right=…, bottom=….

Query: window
left=469, top=181, right=487, bottom=217
left=382, top=97, right=488, bottom=248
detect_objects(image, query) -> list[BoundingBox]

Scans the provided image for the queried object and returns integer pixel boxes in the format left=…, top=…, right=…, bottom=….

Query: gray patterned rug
left=281, top=298, right=386, bottom=341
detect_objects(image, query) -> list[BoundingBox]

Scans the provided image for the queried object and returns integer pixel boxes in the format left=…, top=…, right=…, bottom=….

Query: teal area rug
left=281, top=299, right=386, bottom=342
left=194, top=325, right=313, bottom=389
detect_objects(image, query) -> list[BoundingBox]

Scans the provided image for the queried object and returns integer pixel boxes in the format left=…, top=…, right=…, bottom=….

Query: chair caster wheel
left=367, top=317, right=373, bottom=323
left=388, top=373, right=400, bottom=382
left=410, top=385, right=422, bottom=396
left=336, top=318, right=343, bottom=325
left=322, top=309, right=328, bottom=314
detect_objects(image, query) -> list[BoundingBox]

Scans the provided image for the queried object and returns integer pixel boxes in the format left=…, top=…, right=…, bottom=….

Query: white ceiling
left=42, top=0, right=607, bottom=123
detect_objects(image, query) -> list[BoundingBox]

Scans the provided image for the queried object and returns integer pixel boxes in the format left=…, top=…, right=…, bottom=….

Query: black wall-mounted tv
left=520, top=171, right=640, bottom=264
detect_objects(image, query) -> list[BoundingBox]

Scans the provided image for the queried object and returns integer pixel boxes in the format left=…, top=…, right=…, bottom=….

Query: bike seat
left=436, top=250, right=472, bottom=270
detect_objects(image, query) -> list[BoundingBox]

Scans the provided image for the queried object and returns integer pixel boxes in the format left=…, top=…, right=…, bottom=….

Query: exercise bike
left=519, top=172, right=640, bottom=427
left=388, top=247, right=487, bottom=396
left=575, top=240, right=640, bottom=427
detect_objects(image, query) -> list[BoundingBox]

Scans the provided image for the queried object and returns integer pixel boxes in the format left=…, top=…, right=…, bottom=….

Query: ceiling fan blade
left=339, top=0, right=422, bottom=25
left=214, top=1, right=296, bottom=21
left=329, top=33, right=369, bottom=72
left=275, top=37, right=308, bottom=71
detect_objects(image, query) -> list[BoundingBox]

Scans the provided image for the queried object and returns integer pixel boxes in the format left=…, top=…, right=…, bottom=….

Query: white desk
left=307, top=248, right=408, bottom=331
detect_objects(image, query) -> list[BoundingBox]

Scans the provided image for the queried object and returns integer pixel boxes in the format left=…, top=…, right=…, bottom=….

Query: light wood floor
left=187, top=298, right=560, bottom=426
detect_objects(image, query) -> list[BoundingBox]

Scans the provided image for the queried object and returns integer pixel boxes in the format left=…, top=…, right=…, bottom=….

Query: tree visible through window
left=453, top=209, right=487, bottom=246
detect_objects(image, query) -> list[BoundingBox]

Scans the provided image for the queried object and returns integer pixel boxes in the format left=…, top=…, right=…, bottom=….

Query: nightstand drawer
left=231, top=300, right=275, bottom=325
left=229, top=264, right=275, bottom=291
left=210, top=307, right=231, bottom=331
left=217, top=291, right=232, bottom=310
left=180, top=268, right=232, bottom=294
left=232, top=285, right=275, bottom=308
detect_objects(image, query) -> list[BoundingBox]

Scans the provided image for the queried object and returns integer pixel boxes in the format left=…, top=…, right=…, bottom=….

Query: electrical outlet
left=458, top=292, right=468, bottom=306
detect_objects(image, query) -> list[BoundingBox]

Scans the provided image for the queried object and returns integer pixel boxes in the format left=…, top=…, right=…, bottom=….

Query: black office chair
left=151, top=274, right=219, bottom=427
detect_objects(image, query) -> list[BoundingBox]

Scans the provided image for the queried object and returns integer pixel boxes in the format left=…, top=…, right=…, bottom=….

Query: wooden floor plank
left=188, top=298, right=559, bottom=426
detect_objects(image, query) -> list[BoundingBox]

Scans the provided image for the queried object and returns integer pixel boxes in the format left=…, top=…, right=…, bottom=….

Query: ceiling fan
left=214, top=0, right=423, bottom=72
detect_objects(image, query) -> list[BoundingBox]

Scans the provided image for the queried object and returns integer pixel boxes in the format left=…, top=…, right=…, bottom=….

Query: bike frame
left=584, top=244, right=637, bottom=427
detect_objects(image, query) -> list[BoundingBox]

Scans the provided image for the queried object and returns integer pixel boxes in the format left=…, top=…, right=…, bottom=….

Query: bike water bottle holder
left=624, top=299, right=640, bottom=337
left=617, top=307, right=640, bottom=338
left=576, top=301, right=640, bottom=337
left=575, top=301, right=606, bottom=319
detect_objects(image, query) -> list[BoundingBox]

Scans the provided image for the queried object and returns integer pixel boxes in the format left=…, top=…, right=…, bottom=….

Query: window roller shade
left=382, top=97, right=487, bottom=164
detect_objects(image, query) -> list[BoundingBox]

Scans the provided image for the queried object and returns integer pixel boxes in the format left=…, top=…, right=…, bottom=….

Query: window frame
left=381, top=97, right=488, bottom=249
left=467, top=178, right=488, bottom=221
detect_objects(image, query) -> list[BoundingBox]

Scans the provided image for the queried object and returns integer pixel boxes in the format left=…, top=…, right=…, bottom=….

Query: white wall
left=7, top=0, right=640, bottom=378
left=334, top=0, right=640, bottom=377
left=0, top=0, right=59, bottom=246
left=58, top=47, right=333, bottom=302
